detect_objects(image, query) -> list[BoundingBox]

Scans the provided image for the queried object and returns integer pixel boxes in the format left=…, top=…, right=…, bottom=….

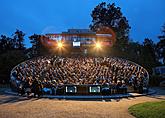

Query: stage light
left=95, top=42, right=101, bottom=49
left=57, top=42, right=63, bottom=48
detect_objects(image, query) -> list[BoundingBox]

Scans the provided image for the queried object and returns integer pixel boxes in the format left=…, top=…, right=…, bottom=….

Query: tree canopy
left=90, top=2, right=130, bottom=57
left=0, top=30, right=26, bottom=83
left=13, top=29, right=25, bottom=50
left=157, top=24, right=165, bottom=64
left=0, top=29, right=25, bottom=54
left=90, top=2, right=130, bottom=40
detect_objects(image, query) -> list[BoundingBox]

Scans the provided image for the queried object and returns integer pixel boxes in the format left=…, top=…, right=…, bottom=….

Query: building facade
left=44, top=28, right=116, bottom=55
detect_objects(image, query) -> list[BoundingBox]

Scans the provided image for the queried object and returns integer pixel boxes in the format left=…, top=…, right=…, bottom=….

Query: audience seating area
left=10, top=56, right=149, bottom=95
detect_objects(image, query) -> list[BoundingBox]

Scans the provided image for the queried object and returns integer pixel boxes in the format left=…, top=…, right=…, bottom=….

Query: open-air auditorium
left=10, top=28, right=149, bottom=97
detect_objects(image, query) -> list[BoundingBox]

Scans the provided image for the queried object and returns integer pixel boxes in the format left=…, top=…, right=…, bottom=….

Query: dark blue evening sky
left=0, top=0, right=165, bottom=47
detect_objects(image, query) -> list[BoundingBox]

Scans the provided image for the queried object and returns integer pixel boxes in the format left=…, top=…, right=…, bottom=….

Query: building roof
left=62, top=29, right=95, bottom=34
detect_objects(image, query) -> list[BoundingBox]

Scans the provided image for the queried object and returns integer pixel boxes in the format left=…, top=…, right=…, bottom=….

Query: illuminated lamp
left=95, top=42, right=101, bottom=49
left=57, top=42, right=63, bottom=48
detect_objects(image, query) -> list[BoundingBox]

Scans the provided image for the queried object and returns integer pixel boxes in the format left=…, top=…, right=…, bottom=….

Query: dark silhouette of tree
left=0, top=30, right=26, bottom=84
left=0, top=35, right=16, bottom=54
left=90, top=2, right=130, bottom=34
left=0, top=35, right=7, bottom=53
left=29, top=34, right=41, bottom=55
left=0, top=50, right=26, bottom=83
left=140, top=38, right=159, bottom=74
left=13, top=29, right=25, bottom=50
left=126, top=41, right=143, bottom=63
left=90, top=2, right=130, bottom=57
left=157, top=24, right=165, bottom=64
left=29, top=34, right=48, bottom=56
left=0, top=30, right=25, bottom=54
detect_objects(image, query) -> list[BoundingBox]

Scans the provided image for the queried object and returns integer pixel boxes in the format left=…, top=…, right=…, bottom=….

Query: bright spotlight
left=57, top=42, right=63, bottom=48
left=95, top=42, right=101, bottom=49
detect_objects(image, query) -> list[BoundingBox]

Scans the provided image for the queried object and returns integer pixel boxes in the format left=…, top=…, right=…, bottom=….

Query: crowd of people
left=10, top=56, right=149, bottom=96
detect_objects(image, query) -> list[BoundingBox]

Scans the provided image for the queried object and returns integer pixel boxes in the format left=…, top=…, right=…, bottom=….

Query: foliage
left=13, top=29, right=25, bottom=50
left=126, top=41, right=142, bottom=63
left=90, top=2, right=130, bottom=37
left=0, top=50, right=26, bottom=83
left=149, top=75, right=164, bottom=86
left=140, top=38, right=160, bottom=74
left=90, top=2, right=130, bottom=57
left=29, top=34, right=42, bottom=56
left=157, top=24, right=165, bottom=65
left=90, top=2, right=162, bottom=75
left=0, top=29, right=26, bottom=84
left=0, top=35, right=15, bottom=54
left=0, top=29, right=25, bottom=54
left=129, top=101, right=165, bottom=118
left=29, top=34, right=49, bottom=56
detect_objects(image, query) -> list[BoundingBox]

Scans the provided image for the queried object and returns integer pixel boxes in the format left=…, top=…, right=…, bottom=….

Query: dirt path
left=0, top=88, right=164, bottom=118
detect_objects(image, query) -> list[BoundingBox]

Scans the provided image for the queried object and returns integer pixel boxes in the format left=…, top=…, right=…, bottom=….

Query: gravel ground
left=0, top=88, right=164, bottom=118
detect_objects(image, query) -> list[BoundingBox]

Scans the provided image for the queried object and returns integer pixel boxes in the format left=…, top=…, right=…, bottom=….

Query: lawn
left=128, top=101, right=165, bottom=118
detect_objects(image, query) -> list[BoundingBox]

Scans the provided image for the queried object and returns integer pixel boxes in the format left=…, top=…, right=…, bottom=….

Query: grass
left=128, top=101, right=165, bottom=118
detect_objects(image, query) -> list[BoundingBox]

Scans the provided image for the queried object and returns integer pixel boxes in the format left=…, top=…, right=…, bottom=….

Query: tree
left=0, top=29, right=25, bottom=54
left=0, top=50, right=26, bottom=83
left=0, top=35, right=8, bottom=53
left=29, top=34, right=48, bottom=56
left=90, top=2, right=130, bottom=57
left=157, top=24, right=165, bottom=64
left=126, top=41, right=143, bottom=63
left=29, top=34, right=41, bottom=55
left=0, top=35, right=16, bottom=54
left=140, top=38, right=159, bottom=74
left=13, top=29, right=25, bottom=50
left=0, top=30, right=26, bottom=84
